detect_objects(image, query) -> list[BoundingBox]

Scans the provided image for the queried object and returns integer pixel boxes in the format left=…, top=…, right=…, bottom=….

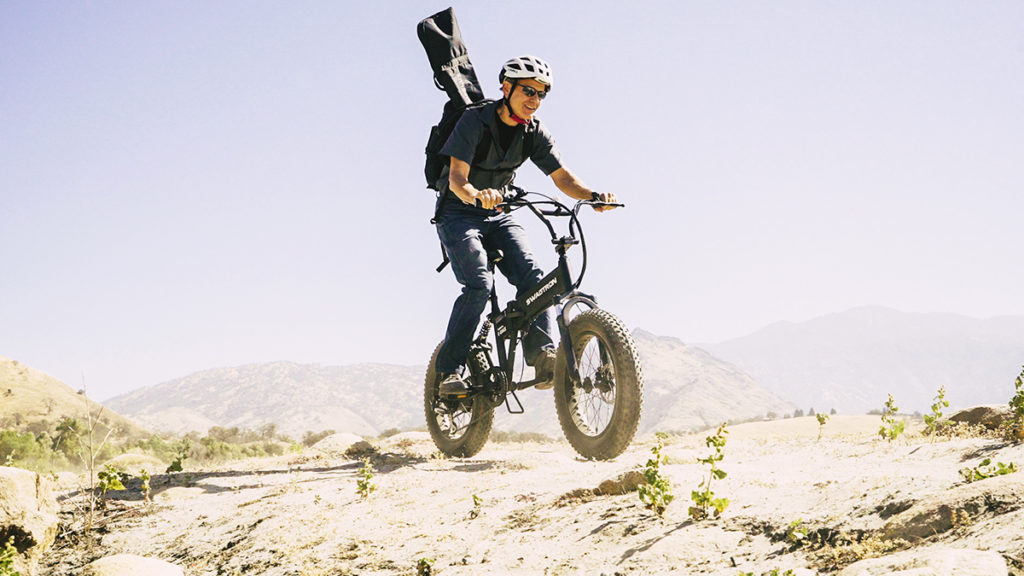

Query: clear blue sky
left=3, top=1, right=1022, bottom=401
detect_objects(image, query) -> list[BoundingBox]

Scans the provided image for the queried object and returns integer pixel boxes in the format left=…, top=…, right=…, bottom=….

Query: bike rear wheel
left=554, top=309, right=643, bottom=460
left=423, top=342, right=494, bottom=458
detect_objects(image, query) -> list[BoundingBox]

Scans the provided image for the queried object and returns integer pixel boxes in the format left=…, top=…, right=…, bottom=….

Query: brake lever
left=586, top=192, right=624, bottom=209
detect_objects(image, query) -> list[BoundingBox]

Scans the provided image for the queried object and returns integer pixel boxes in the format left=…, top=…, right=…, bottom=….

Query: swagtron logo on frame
left=525, top=277, right=558, bottom=307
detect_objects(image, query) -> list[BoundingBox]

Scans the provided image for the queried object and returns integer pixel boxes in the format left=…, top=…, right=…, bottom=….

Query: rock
left=882, top=474, right=1024, bottom=541
left=596, top=470, right=647, bottom=495
left=83, top=554, right=183, bottom=576
left=379, top=431, right=436, bottom=458
left=839, top=547, right=1007, bottom=576
left=948, top=405, right=1012, bottom=430
left=311, top=433, right=372, bottom=458
left=0, top=467, right=59, bottom=576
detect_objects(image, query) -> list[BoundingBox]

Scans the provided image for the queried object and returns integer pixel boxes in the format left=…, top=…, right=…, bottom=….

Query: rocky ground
left=41, top=415, right=1024, bottom=575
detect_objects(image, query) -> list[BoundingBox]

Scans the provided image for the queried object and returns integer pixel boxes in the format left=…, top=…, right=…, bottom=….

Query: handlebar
left=495, top=188, right=624, bottom=214
left=491, top=186, right=623, bottom=291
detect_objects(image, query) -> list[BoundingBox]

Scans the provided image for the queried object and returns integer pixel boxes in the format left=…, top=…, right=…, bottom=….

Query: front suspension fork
left=557, top=293, right=600, bottom=387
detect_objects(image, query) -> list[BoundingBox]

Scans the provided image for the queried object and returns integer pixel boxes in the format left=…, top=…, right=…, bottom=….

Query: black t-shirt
left=437, top=101, right=563, bottom=211
left=496, top=115, right=517, bottom=151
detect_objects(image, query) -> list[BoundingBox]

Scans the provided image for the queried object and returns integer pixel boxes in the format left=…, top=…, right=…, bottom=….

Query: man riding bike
left=433, top=55, right=619, bottom=398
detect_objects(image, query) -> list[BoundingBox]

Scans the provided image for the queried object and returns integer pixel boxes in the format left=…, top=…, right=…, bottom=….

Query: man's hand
left=474, top=188, right=504, bottom=210
left=592, top=191, right=619, bottom=213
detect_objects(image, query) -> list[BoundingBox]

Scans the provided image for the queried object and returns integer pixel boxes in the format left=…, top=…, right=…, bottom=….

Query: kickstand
left=504, top=389, right=524, bottom=415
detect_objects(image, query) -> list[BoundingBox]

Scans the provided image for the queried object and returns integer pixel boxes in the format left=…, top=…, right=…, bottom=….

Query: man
left=434, top=55, right=618, bottom=397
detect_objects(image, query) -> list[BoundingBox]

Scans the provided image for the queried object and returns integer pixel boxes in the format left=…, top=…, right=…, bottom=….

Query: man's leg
left=488, top=216, right=557, bottom=366
left=436, top=216, right=493, bottom=376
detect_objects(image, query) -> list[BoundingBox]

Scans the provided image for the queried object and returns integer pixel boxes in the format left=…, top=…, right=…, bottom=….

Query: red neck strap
left=508, top=111, right=528, bottom=125
left=504, top=82, right=529, bottom=125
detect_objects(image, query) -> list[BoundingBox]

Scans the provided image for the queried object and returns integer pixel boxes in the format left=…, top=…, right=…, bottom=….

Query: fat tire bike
left=424, top=187, right=643, bottom=460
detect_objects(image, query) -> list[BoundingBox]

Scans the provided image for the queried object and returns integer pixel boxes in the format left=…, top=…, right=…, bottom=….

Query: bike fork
left=556, top=292, right=599, bottom=387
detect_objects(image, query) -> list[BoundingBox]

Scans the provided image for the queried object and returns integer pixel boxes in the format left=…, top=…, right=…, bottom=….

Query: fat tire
left=423, top=342, right=494, bottom=458
left=553, top=309, right=643, bottom=460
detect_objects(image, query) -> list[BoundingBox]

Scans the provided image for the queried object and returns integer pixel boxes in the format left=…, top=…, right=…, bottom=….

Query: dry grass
left=0, top=356, right=146, bottom=437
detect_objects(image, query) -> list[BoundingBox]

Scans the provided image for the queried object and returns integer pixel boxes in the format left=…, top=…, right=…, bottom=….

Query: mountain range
left=704, top=306, right=1024, bottom=415
left=11, top=307, right=1022, bottom=440
left=105, top=329, right=794, bottom=438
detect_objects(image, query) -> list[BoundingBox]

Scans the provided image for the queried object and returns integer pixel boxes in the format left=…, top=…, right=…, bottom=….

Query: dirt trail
left=43, top=416, right=1024, bottom=575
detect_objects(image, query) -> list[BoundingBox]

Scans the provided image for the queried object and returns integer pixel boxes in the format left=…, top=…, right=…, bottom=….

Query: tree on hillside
left=259, top=423, right=278, bottom=441
left=54, top=417, right=82, bottom=458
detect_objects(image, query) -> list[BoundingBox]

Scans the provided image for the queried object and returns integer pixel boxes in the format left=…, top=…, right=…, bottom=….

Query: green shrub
left=1009, top=366, right=1024, bottom=441
left=816, top=413, right=829, bottom=441
left=959, top=458, right=1018, bottom=483
left=0, top=536, right=20, bottom=576
left=357, top=458, right=375, bottom=498
left=878, top=394, right=905, bottom=443
left=302, top=430, right=335, bottom=447
left=637, top=437, right=673, bottom=516
left=489, top=430, right=554, bottom=443
left=97, top=464, right=126, bottom=498
left=924, top=386, right=949, bottom=437
left=416, top=557, right=434, bottom=576
left=689, top=424, right=729, bottom=521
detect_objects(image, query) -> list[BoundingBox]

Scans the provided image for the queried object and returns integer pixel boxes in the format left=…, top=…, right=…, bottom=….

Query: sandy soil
left=42, top=416, right=1024, bottom=575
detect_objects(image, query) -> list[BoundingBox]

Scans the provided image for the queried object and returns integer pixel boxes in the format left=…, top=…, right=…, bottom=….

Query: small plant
left=924, top=385, right=950, bottom=438
left=638, top=436, right=674, bottom=516
left=416, top=557, right=435, bottom=576
left=139, top=469, right=151, bottom=503
left=469, top=494, right=483, bottom=519
left=356, top=457, right=376, bottom=498
left=816, top=413, right=829, bottom=441
left=878, top=394, right=905, bottom=443
left=1008, top=366, right=1024, bottom=441
left=786, top=518, right=809, bottom=547
left=739, top=570, right=794, bottom=576
left=689, top=423, right=729, bottom=521
left=96, top=464, right=125, bottom=500
left=959, top=458, right=1018, bottom=483
left=166, top=439, right=190, bottom=473
left=0, top=536, right=20, bottom=576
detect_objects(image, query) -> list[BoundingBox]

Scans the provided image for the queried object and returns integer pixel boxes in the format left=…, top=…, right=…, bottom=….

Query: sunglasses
left=518, top=85, right=548, bottom=100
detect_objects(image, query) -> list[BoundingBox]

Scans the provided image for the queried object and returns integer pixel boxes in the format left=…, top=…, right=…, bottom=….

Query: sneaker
left=533, top=348, right=558, bottom=390
left=438, top=372, right=471, bottom=397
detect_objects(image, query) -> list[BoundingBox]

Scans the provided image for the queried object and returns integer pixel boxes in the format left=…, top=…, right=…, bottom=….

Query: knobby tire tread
left=553, top=309, right=644, bottom=460
left=423, top=342, right=494, bottom=458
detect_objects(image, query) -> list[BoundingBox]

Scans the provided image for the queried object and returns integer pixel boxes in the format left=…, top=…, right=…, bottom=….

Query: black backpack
left=417, top=8, right=488, bottom=191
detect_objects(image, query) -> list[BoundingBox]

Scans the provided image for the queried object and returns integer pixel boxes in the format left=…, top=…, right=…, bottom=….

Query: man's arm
left=449, top=157, right=503, bottom=210
left=550, top=167, right=618, bottom=211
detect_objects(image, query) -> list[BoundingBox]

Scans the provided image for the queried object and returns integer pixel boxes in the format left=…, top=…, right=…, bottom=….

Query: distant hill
left=106, top=330, right=790, bottom=438
left=0, top=355, right=148, bottom=437
left=632, top=329, right=795, bottom=431
left=704, top=306, right=1024, bottom=415
left=105, top=362, right=424, bottom=438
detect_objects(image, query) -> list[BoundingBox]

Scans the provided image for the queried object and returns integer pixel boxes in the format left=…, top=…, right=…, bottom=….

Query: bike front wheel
left=553, top=309, right=643, bottom=460
left=423, top=342, right=494, bottom=458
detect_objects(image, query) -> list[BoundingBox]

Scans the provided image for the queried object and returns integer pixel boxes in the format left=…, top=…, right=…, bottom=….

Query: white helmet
left=499, top=55, right=553, bottom=90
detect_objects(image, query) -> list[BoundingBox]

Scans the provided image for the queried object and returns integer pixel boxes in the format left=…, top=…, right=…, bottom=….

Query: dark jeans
left=435, top=206, right=556, bottom=374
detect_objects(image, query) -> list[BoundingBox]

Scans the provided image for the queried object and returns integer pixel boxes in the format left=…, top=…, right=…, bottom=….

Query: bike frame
left=466, top=187, right=621, bottom=414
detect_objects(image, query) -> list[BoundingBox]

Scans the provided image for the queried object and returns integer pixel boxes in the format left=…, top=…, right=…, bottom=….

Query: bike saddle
left=486, top=249, right=504, bottom=266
